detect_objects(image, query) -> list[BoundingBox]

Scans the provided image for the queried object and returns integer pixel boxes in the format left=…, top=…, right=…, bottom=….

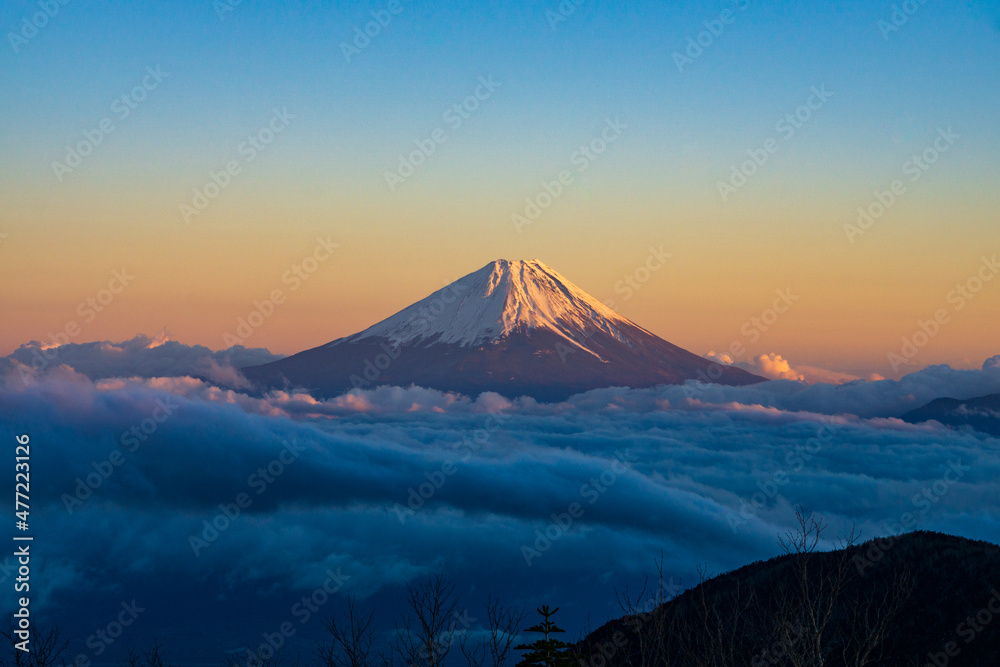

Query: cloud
left=796, top=364, right=882, bottom=385
left=2, top=343, right=999, bottom=660
left=705, top=350, right=807, bottom=381
left=746, top=352, right=805, bottom=381
left=706, top=351, right=871, bottom=385
left=1, top=365, right=998, bottom=658
left=4, top=334, right=283, bottom=390
left=17, top=349, right=999, bottom=423
left=558, top=360, right=1000, bottom=419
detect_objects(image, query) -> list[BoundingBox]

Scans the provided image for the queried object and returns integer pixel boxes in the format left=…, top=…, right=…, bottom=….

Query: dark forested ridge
left=577, top=530, right=1000, bottom=667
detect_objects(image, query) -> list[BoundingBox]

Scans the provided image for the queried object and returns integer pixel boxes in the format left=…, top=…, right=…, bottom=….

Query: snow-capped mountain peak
left=348, top=259, right=638, bottom=353
left=244, top=258, right=764, bottom=401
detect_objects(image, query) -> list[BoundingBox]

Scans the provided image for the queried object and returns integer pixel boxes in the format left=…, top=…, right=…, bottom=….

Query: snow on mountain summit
left=348, top=259, right=640, bottom=353
left=244, top=258, right=765, bottom=400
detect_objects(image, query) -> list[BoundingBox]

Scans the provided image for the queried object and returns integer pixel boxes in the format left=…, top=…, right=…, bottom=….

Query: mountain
left=576, top=531, right=1000, bottom=666
left=242, top=259, right=763, bottom=401
left=902, top=393, right=1000, bottom=436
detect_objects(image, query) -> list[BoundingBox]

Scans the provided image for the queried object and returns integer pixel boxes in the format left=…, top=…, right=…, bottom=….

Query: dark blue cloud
left=1, top=357, right=998, bottom=662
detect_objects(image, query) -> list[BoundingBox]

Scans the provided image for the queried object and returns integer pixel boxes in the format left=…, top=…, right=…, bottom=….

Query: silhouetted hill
left=578, top=531, right=1000, bottom=666
left=902, top=394, right=1000, bottom=437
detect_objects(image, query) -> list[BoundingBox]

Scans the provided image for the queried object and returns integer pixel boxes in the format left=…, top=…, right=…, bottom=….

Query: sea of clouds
left=0, top=337, right=998, bottom=661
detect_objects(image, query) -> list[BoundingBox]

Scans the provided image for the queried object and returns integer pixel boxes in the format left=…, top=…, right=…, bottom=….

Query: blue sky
left=1, top=0, right=999, bottom=374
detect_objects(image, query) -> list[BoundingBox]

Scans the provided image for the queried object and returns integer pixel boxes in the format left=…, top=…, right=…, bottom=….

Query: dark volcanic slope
left=243, top=259, right=763, bottom=401
left=903, top=394, right=1000, bottom=437
left=243, top=323, right=760, bottom=402
left=577, top=531, right=1000, bottom=667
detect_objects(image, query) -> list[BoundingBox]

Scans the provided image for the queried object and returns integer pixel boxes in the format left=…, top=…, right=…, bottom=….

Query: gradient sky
left=1, top=0, right=998, bottom=378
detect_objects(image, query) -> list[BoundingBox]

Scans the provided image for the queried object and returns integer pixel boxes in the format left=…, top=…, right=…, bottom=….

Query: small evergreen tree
left=514, top=606, right=575, bottom=666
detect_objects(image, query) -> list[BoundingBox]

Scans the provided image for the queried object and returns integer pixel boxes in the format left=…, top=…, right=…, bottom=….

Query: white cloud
left=707, top=351, right=886, bottom=386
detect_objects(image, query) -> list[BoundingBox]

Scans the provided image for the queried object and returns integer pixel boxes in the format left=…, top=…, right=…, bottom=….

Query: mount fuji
left=242, top=259, right=764, bottom=401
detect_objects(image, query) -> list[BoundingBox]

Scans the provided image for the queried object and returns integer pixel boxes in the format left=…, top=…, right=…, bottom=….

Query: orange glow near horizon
left=1, top=178, right=996, bottom=380
left=2, top=0, right=998, bottom=380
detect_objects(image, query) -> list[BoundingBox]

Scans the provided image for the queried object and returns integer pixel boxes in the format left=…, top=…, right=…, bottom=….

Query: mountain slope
left=902, top=393, right=1000, bottom=436
left=577, top=531, right=1000, bottom=666
left=243, top=259, right=764, bottom=401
